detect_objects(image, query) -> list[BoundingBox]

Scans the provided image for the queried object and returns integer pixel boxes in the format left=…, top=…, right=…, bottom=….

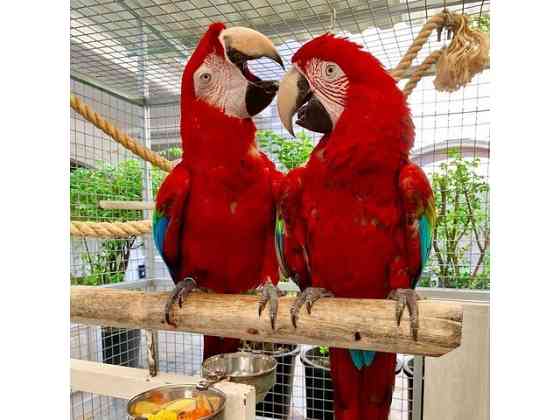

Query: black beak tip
left=274, top=53, right=285, bottom=70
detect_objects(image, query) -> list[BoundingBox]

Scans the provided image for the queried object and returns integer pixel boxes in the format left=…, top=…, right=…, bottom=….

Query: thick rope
left=392, top=10, right=489, bottom=94
left=402, top=49, right=444, bottom=98
left=71, top=220, right=152, bottom=238
left=390, top=12, right=448, bottom=81
left=70, top=94, right=173, bottom=173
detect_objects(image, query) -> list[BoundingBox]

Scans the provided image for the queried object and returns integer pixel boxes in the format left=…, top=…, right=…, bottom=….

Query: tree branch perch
left=71, top=286, right=463, bottom=357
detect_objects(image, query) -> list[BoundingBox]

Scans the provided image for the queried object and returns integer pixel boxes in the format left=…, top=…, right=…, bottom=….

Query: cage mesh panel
left=70, top=0, right=489, bottom=418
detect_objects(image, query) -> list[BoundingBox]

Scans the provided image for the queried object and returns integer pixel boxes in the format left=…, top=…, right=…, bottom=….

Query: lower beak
left=245, top=80, right=279, bottom=117
left=277, top=67, right=333, bottom=136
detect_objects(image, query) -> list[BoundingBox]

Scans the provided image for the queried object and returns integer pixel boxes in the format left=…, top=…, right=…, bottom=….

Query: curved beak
left=277, top=67, right=332, bottom=136
left=277, top=67, right=306, bottom=136
left=220, top=26, right=284, bottom=69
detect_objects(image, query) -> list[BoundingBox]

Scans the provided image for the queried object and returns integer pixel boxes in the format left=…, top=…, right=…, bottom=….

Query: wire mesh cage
left=70, top=1, right=490, bottom=419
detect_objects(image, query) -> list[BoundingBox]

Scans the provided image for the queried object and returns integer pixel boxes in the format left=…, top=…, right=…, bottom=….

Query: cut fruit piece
left=162, top=398, right=196, bottom=413
left=133, top=400, right=161, bottom=415
left=196, top=394, right=212, bottom=412
left=149, top=390, right=170, bottom=405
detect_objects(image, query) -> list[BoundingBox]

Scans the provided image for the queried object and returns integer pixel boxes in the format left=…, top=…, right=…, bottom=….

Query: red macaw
left=275, top=34, right=435, bottom=420
left=153, top=23, right=284, bottom=361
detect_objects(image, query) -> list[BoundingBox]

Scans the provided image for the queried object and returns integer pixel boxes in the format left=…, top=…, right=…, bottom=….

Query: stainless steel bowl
left=202, top=351, right=277, bottom=403
left=127, top=383, right=226, bottom=420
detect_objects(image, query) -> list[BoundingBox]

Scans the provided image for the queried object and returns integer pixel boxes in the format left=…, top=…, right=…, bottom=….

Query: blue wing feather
left=413, top=214, right=433, bottom=289
left=153, top=213, right=168, bottom=258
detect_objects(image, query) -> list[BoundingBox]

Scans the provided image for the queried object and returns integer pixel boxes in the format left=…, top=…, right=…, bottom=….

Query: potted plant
left=240, top=341, right=301, bottom=419
left=70, top=158, right=167, bottom=367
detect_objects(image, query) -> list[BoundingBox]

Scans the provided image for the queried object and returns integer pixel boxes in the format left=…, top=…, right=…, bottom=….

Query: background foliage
left=418, top=150, right=490, bottom=289
left=70, top=159, right=166, bottom=285
left=257, top=130, right=315, bottom=172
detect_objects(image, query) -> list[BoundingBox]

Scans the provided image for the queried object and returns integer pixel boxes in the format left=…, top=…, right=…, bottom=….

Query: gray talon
left=290, top=287, right=334, bottom=328
left=388, top=288, right=421, bottom=341
left=165, top=277, right=198, bottom=327
left=258, top=280, right=285, bottom=330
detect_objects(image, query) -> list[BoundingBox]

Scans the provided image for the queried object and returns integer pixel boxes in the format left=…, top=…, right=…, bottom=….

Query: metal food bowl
left=127, top=384, right=226, bottom=420
left=202, top=351, right=277, bottom=403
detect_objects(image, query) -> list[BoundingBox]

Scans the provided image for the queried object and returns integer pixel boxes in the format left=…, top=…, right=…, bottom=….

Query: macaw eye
left=200, top=72, right=212, bottom=82
left=323, top=63, right=341, bottom=80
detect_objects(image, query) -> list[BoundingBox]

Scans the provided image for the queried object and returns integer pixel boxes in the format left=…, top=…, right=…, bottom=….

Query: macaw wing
left=398, top=162, right=436, bottom=289
left=153, top=164, right=190, bottom=281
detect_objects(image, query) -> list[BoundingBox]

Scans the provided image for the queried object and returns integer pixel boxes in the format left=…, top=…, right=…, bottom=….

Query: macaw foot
left=290, top=287, right=334, bottom=328
left=388, top=288, right=422, bottom=341
left=165, top=277, right=198, bottom=328
left=257, top=279, right=286, bottom=330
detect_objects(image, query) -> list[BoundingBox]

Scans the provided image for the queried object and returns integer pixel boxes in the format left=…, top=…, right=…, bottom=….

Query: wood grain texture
left=70, top=286, right=463, bottom=356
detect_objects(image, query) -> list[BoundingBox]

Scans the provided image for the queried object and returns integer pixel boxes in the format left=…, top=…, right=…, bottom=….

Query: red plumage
left=279, top=34, right=434, bottom=419
left=155, top=23, right=281, bottom=360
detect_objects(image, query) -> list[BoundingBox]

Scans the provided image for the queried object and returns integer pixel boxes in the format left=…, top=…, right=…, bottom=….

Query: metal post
left=137, top=21, right=159, bottom=378
left=412, top=355, right=425, bottom=420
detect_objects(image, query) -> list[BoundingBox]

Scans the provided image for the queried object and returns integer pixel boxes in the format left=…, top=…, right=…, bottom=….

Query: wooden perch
left=71, top=286, right=463, bottom=357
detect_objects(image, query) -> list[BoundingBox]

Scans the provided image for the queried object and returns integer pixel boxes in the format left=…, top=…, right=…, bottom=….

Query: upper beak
left=277, top=67, right=311, bottom=136
left=220, top=26, right=284, bottom=69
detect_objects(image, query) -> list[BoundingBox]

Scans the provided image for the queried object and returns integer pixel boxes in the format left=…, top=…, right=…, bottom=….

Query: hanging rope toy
left=433, top=10, right=490, bottom=92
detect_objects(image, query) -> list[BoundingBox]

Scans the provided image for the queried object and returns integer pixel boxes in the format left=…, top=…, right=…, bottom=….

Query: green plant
left=160, top=146, right=182, bottom=161
left=70, top=157, right=167, bottom=285
left=257, top=130, right=315, bottom=171
left=419, top=149, right=490, bottom=289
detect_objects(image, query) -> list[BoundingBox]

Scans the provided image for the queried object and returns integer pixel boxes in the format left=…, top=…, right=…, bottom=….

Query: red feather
left=279, top=35, right=433, bottom=418
left=156, top=23, right=281, bottom=360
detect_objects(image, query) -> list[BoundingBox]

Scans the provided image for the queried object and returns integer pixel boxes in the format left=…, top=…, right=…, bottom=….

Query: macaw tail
left=202, top=335, right=241, bottom=361
left=329, top=348, right=396, bottom=420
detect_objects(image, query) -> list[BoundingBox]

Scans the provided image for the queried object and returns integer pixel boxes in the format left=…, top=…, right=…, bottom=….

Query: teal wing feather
left=153, top=210, right=168, bottom=258
left=413, top=203, right=435, bottom=288
left=350, top=349, right=376, bottom=370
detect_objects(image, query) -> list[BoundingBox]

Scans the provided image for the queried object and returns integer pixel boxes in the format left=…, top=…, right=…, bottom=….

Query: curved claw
left=257, top=280, right=286, bottom=330
left=164, top=277, right=198, bottom=328
left=290, top=287, right=334, bottom=329
left=388, top=288, right=422, bottom=341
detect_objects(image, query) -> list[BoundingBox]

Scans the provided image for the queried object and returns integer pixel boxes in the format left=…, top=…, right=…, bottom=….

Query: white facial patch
left=193, top=53, right=250, bottom=119
left=304, top=59, right=349, bottom=127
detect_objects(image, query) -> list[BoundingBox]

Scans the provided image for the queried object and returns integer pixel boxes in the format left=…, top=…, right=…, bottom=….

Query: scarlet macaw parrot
left=275, top=34, right=435, bottom=419
left=153, top=23, right=284, bottom=360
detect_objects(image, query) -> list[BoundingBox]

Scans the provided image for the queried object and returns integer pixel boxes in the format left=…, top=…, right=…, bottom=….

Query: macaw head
left=181, top=23, right=283, bottom=122
left=277, top=34, right=409, bottom=140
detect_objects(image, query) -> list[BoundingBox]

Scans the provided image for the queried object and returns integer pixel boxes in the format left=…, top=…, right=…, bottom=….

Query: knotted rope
left=390, top=10, right=489, bottom=93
